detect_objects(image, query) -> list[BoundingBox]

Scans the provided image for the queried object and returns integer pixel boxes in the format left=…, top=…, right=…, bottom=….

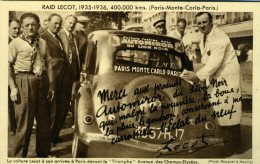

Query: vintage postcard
left=0, top=1, right=259, bottom=164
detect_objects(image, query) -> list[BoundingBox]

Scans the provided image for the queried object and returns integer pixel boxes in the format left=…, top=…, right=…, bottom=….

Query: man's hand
left=47, top=90, right=55, bottom=102
left=181, top=70, right=199, bottom=82
left=71, top=81, right=80, bottom=101
left=10, top=87, right=19, bottom=102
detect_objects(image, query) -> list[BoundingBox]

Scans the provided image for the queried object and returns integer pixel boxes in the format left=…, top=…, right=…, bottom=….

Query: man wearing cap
left=153, top=19, right=166, bottom=35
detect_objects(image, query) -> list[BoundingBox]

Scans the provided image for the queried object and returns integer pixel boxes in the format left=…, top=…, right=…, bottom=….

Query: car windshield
left=115, top=49, right=182, bottom=70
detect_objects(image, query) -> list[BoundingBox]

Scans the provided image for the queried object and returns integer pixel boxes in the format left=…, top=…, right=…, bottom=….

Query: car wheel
left=72, top=132, right=87, bottom=157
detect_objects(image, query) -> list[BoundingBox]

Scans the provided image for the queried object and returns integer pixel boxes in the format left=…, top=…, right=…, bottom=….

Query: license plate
left=136, top=126, right=185, bottom=141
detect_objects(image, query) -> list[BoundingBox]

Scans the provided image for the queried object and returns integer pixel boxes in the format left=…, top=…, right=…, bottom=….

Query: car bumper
left=77, top=132, right=224, bottom=158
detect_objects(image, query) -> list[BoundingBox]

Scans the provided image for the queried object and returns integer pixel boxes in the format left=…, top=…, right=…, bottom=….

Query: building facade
left=141, top=12, right=253, bottom=48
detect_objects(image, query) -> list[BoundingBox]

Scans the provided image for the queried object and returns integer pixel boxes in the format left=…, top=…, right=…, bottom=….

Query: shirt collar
left=9, top=35, right=15, bottom=40
left=63, top=28, right=71, bottom=37
left=47, top=29, right=57, bottom=38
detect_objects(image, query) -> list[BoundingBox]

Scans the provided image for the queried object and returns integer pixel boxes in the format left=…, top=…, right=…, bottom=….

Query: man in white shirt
left=181, top=12, right=242, bottom=156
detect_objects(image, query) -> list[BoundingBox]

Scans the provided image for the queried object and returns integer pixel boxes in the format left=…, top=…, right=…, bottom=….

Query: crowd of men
left=8, top=12, right=87, bottom=158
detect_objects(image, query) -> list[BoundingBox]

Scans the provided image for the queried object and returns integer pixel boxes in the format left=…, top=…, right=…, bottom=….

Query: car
left=72, top=30, right=224, bottom=158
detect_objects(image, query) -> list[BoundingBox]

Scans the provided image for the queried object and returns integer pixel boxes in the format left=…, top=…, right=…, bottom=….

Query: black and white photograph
left=2, top=1, right=259, bottom=163
left=6, top=10, right=253, bottom=160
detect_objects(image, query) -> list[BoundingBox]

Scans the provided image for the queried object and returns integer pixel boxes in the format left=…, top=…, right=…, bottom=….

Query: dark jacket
left=40, top=30, right=67, bottom=81
left=59, top=29, right=81, bottom=81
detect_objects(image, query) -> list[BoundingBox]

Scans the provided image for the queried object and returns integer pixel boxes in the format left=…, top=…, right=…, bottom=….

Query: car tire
left=72, top=132, right=87, bottom=158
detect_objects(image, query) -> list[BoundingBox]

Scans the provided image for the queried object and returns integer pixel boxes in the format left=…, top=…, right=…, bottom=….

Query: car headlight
left=205, top=121, right=215, bottom=130
left=83, top=115, right=94, bottom=125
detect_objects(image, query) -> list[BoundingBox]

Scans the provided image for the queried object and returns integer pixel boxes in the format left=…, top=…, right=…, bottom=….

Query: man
left=168, top=19, right=187, bottom=40
left=153, top=19, right=166, bottom=35
left=39, top=19, right=49, bottom=34
left=9, top=19, right=20, bottom=43
left=9, top=12, right=55, bottom=157
left=43, top=19, right=49, bottom=29
left=59, top=14, right=81, bottom=97
left=181, top=12, right=242, bottom=156
left=167, top=19, right=187, bottom=53
left=57, top=14, right=81, bottom=140
left=182, top=25, right=203, bottom=62
left=8, top=19, right=21, bottom=136
left=40, top=13, right=71, bottom=144
left=74, top=18, right=88, bottom=68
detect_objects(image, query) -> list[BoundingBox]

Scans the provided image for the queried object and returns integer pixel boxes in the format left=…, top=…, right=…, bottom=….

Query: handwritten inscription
left=96, top=94, right=164, bottom=117
left=97, top=89, right=128, bottom=104
left=157, top=134, right=225, bottom=156
left=154, top=79, right=181, bottom=95
left=211, top=105, right=236, bottom=119
left=95, top=76, right=242, bottom=154
left=211, top=78, right=228, bottom=88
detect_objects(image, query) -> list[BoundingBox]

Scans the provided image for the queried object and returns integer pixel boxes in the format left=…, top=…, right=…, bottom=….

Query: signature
left=157, top=134, right=226, bottom=157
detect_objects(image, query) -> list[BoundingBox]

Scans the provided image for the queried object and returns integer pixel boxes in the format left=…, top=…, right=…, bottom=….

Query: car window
left=115, top=49, right=183, bottom=70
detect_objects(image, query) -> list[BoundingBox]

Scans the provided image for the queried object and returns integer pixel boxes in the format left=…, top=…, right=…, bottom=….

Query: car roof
left=122, top=24, right=143, bottom=31
left=88, top=30, right=180, bottom=42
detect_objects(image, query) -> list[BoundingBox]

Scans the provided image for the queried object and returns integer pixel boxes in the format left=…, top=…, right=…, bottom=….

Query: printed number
left=110, top=5, right=134, bottom=10
left=136, top=126, right=184, bottom=140
left=176, top=129, right=184, bottom=140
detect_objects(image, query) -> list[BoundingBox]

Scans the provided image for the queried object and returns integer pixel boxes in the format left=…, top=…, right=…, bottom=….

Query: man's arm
left=44, top=43, right=56, bottom=101
left=8, top=42, right=19, bottom=101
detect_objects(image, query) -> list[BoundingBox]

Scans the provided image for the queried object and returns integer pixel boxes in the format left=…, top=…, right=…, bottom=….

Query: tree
left=76, top=12, right=129, bottom=33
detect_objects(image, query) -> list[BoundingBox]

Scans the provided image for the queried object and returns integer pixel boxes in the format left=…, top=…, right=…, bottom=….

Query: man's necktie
left=55, top=34, right=64, bottom=51
left=203, top=34, right=207, bottom=48
left=68, top=32, right=73, bottom=40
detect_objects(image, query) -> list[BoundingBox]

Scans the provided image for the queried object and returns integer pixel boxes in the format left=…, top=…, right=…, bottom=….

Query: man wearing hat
left=153, top=19, right=166, bottom=35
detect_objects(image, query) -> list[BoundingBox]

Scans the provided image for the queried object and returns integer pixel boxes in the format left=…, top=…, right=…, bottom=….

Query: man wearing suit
left=40, top=13, right=71, bottom=144
left=51, top=14, right=80, bottom=141
left=181, top=12, right=242, bottom=156
left=59, top=15, right=81, bottom=100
